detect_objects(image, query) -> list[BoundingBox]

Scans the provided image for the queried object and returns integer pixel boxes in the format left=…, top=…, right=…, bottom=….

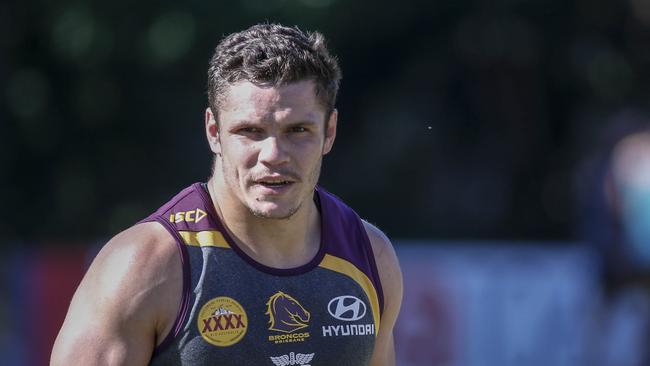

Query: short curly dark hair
left=207, top=23, right=342, bottom=117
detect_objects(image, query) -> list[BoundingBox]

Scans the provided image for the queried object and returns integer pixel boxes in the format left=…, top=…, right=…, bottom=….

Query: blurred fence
left=1, top=241, right=648, bottom=365
left=396, top=242, right=597, bottom=366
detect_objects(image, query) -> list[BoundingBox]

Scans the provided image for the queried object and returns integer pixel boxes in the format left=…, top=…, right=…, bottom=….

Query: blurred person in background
left=600, top=129, right=650, bottom=365
left=50, top=23, right=402, bottom=366
left=576, top=111, right=650, bottom=365
left=609, top=131, right=650, bottom=280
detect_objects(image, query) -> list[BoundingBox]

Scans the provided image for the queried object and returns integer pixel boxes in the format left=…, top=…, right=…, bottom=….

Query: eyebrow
left=229, top=119, right=320, bottom=128
left=286, top=120, right=319, bottom=126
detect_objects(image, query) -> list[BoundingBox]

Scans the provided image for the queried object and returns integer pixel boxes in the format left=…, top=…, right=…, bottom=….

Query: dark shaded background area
left=3, top=0, right=650, bottom=241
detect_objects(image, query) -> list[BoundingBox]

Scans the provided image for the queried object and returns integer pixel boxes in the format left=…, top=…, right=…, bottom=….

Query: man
left=51, top=23, right=402, bottom=366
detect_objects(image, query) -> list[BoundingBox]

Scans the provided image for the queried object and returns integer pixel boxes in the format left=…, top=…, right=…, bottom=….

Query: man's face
left=207, top=80, right=337, bottom=219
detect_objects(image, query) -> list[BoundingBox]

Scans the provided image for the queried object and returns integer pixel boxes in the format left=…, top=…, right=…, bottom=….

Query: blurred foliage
left=3, top=0, right=650, bottom=241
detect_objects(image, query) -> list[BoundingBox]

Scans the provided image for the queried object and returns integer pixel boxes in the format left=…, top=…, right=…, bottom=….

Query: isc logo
left=169, top=208, right=207, bottom=224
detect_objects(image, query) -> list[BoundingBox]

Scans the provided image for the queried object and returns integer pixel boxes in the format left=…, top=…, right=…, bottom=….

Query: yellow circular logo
left=197, top=296, right=248, bottom=347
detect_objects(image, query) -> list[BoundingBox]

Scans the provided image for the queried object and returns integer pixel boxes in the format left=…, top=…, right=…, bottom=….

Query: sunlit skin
left=205, top=80, right=337, bottom=267
left=51, top=79, right=402, bottom=366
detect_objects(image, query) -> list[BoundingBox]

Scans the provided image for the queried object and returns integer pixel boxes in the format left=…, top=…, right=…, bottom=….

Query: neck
left=207, top=177, right=321, bottom=269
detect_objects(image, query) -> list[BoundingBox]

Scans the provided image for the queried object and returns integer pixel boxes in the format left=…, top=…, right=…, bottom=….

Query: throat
left=209, top=180, right=322, bottom=269
left=236, top=214, right=322, bottom=269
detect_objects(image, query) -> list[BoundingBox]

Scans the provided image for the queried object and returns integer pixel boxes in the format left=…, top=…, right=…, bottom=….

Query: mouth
left=257, top=180, right=294, bottom=188
left=253, top=177, right=297, bottom=193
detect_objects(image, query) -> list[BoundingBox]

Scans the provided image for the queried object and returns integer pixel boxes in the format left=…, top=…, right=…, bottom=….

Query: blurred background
left=3, top=0, right=650, bottom=364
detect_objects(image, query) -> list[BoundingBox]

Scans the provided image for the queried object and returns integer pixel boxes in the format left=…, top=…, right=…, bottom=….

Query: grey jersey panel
left=143, top=183, right=383, bottom=366
left=150, top=247, right=376, bottom=366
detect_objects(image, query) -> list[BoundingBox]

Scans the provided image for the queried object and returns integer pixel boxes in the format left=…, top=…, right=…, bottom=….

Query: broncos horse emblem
left=266, top=291, right=311, bottom=333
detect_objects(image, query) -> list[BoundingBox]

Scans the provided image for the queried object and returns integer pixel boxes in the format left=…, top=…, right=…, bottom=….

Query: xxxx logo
left=201, top=311, right=245, bottom=332
left=197, top=296, right=247, bottom=347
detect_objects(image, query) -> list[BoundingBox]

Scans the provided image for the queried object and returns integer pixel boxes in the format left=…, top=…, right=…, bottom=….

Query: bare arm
left=363, top=221, right=403, bottom=366
left=50, top=222, right=182, bottom=366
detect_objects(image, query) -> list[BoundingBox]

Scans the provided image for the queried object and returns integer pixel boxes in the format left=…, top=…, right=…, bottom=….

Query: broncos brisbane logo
left=266, top=291, right=311, bottom=333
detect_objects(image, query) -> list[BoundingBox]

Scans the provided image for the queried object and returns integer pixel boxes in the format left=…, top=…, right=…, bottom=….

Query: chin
left=248, top=202, right=301, bottom=220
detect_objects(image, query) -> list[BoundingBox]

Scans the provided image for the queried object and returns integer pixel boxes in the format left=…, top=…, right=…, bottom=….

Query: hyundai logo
left=327, top=296, right=366, bottom=321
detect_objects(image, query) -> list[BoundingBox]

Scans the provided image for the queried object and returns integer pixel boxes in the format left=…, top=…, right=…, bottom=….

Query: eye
left=235, top=126, right=264, bottom=135
left=239, top=127, right=262, bottom=133
left=232, top=126, right=265, bottom=141
left=289, top=126, right=308, bottom=133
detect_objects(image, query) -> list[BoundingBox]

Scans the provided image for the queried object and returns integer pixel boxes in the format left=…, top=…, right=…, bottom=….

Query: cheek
left=294, top=137, right=325, bottom=159
left=293, top=152, right=320, bottom=178
left=222, top=141, right=258, bottom=172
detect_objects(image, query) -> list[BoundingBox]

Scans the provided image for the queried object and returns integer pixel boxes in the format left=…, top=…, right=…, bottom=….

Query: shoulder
left=361, top=220, right=403, bottom=311
left=93, top=222, right=179, bottom=284
left=52, top=221, right=182, bottom=364
left=83, top=221, right=181, bottom=327
left=362, top=220, right=401, bottom=279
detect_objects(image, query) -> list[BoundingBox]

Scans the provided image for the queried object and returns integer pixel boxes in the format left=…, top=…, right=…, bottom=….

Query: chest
left=153, top=247, right=377, bottom=366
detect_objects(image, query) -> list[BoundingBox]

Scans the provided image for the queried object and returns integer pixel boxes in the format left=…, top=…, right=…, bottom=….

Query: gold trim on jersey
left=179, top=230, right=230, bottom=248
left=318, top=254, right=380, bottom=335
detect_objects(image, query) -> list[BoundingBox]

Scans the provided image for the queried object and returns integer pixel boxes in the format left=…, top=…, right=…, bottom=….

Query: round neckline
left=195, top=183, right=327, bottom=276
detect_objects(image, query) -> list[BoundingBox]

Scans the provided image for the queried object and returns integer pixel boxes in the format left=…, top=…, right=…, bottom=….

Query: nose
left=258, top=136, right=289, bottom=166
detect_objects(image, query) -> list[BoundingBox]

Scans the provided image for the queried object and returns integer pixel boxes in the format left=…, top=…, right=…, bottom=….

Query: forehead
left=218, top=80, right=325, bottom=123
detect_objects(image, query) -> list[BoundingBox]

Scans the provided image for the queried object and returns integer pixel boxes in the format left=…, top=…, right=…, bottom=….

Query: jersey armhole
left=355, top=217, right=386, bottom=317
left=142, top=216, right=192, bottom=358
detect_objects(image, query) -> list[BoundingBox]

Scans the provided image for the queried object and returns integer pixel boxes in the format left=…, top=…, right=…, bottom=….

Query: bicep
left=51, top=280, right=155, bottom=366
left=51, top=231, right=166, bottom=366
left=368, top=264, right=402, bottom=366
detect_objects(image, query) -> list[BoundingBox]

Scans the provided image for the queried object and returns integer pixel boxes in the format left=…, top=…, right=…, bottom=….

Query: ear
left=322, top=109, right=338, bottom=155
left=205, top=107, right=221, bottom=155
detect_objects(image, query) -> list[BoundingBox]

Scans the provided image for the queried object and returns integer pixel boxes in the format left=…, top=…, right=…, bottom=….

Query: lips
left=253, top=175, right=297, bottom=192
left=258, top=181, right=292, bottom=187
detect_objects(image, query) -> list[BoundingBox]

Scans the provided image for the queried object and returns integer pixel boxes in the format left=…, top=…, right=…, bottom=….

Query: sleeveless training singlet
left=142, top=183, right=384, bottom=366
